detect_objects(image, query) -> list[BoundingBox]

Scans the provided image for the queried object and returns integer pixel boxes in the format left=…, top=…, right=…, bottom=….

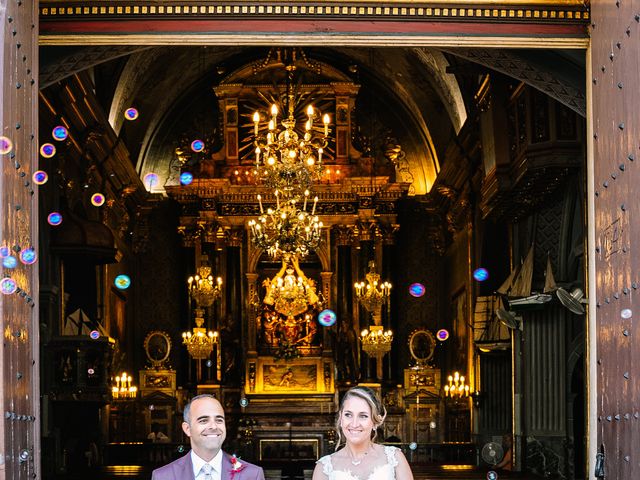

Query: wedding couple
left=152, top=387, right=413, bottom=480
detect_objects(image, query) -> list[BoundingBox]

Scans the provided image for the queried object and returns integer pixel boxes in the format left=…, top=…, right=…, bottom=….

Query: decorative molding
left=40, top=2, right=589, bottom=23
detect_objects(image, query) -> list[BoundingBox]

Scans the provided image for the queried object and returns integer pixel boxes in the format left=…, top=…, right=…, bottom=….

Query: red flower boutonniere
left=230, top=454, right=245, bottom=478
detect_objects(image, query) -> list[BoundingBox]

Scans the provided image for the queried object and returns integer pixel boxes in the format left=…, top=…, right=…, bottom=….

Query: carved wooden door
left=591, top=0, right=640, bottom=478
left=0, top=0, right=40, bottom=478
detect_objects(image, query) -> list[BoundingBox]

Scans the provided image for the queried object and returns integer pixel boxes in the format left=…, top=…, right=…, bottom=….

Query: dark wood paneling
left=0, top=0, right=40, bottom=478
left=591, top=0, right=640, bottom=476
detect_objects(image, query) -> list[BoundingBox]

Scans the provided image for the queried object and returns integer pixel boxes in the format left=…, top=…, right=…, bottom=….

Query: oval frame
left=143, top=330, right=172, bottom=368
left=408, top=329, right=436, bottom=365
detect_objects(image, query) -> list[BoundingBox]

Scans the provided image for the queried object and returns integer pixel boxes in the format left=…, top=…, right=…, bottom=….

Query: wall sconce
left=112, top=372, right=138, bottom=400
left=444, top=371, right=470, bottom=398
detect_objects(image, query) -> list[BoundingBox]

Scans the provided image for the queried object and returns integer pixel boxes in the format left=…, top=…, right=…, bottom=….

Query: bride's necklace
left=347, top=444, right=372, bottom=466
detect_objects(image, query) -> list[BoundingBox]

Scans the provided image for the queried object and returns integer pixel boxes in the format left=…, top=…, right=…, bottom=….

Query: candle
left=257, top=195, right=264, bottom=214
left=253, top=111, right=260, bottom=135
left=255, top=147, right=261, bottom=164
left=271, top=104, right=278, bottom=124
left=312, top=196, right=318, bottom=215
left=323, top=114, right=330, bottom=136
left=275, top=190, right=280, bottom=209
left=303, top=190, right=309, bottom=211
left=318, top=148, right=323, bottom=163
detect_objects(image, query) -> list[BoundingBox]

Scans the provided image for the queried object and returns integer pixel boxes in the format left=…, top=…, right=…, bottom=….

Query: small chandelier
left=182, top=308, right=219, bottom=360
left=360, top=325, right=393, bottom=357
left=253, top=100, right=330, bottom=196
left=188, top=262, right=223, bottom=308
left=354, top=261, right=392, bottom=314
left=263, top=254, right=320, bottom=318
left=444, top=371, right=470, bottom=398
left=248, top=189, right=322, bottom=258
left=111, top=372, right=138, bottom=400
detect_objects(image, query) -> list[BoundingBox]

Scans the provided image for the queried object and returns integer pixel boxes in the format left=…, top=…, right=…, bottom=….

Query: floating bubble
left=191, top=139, right=205, bottom=152
left=0, top=246, right=9, bottom=258
left=47, top=212, right=63, bottom=226
left=3, top=256, right=18, bottom=269
left=91, top=193, right=106, bottom=207
left=87, top=368, right=95, bottom=375
left=52, top=126, right=68, bottom=141
left=114, top=274, right=131, bottom=290
left=621, top=308, right=632, bottom=319
left=0, top=136, right=13, bottom=155
left=409, top=283, right=426, bottom=298
left=149, top=404, right=155, bottom=411
left=205, top=359, right=213, bottom=368
left=33, top=170, right=48, bottom=185
left=239, top=398, right=249, bottom=408
left=473, top=268, right=489, bottom=282
left=0, top=278, right=18, bottom=295
left=124, top=108, right=139, bottom=121
left=409, top=442, right=418, bottom=451
left=143, top=172, right=159, bottom=190
left=40, top=143, right=56, bottom=158
left=318, top=309, right=337, bottom=327
left=487, top=471, right=499, bottom=480
left=89, top=330, right=100, bottom=340
left=19, top=248, right=37, bottom=265
left=436, top=329, right=450, bottom=341
left=180, top=172, right=193, bottom=186
left=177, top=445, right=184, bottom=453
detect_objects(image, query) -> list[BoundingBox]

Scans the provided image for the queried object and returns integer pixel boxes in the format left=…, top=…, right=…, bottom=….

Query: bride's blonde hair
left=335, top=386, right=387, bottom=450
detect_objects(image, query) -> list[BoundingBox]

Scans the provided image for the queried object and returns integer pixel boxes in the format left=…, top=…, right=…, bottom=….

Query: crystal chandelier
left=111, top=372, right=138, bottom=400
left=263, top=254, right=320, bottom=318
left=354, top=261, right=392, bottom=316
left=188, top=262, right=223, bottom=308
left=253, top=98, right=330, bottom=196
left=360, top=325, right=393, bottom=356
left=444, top=371, right=470, bottom=398
left=182, top=308, right=219, bottom=360
left=248, top=190, right=323, bottom=258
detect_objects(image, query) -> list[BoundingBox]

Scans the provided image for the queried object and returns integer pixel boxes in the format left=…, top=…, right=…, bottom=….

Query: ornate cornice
left=39, top=1, right=588, bottom=48
left=40, top=1, right=589, bottom=22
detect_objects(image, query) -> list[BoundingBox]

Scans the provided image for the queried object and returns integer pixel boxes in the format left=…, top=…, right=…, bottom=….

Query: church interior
left=32, top=44, right=587, bottom=479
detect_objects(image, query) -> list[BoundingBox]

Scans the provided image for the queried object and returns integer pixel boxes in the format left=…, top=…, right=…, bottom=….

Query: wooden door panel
left=591, top=0, right=640, bottom=477
left=0, top=0, right=40, bottom=478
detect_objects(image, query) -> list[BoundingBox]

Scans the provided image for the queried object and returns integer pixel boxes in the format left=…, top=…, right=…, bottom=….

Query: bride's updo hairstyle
left=335, top=386, right=387, bottom=449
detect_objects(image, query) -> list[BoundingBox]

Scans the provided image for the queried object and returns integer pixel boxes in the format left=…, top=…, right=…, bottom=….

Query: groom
left=152, top=394, right=265, bottom=480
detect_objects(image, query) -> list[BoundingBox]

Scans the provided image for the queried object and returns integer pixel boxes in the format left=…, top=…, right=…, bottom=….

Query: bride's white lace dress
left=317, top=445, right=399, bottom=480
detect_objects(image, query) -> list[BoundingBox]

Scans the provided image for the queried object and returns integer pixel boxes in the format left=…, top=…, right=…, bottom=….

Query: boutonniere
left=230, top=454, right=245, bottom=477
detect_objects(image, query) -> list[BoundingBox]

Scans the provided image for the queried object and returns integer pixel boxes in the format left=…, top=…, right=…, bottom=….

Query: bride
left=312, top=386, right=414, bottom=480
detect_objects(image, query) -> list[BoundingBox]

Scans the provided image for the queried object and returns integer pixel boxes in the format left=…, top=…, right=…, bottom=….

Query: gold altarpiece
left=166, top=53, right=412, bottom=458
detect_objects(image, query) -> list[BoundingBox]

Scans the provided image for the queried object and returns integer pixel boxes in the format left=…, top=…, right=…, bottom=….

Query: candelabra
left=182, top=308, right=219, bottom=360
left=187, top=263, right=223, bottom=308
left=360, top=325, right=393, bottom=381
left=354, top=261, right=392, bottom=322
left=111, top=372, right=138, bottom=400
left=248, top=189, right=322, bottom=258
left=444, top=371, right=470, bottom=398
left=253, top=99, right=330, bottom=197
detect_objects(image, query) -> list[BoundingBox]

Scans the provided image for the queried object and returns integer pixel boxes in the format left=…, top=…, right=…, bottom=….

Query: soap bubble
left=33, top=171, right=48, bottom=185
left=0, top=136, right=13, bottom=155
left=124, top=108, right=139, bottom=121
left=47, top=212, right=63, bottom=226
left=52, top=126, right=69, bottom=141
left=191, top=139, right=205, bottom=152
left=91, top=193, right=106, bottom=207
left=40, top=143, right=56, bottom=158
